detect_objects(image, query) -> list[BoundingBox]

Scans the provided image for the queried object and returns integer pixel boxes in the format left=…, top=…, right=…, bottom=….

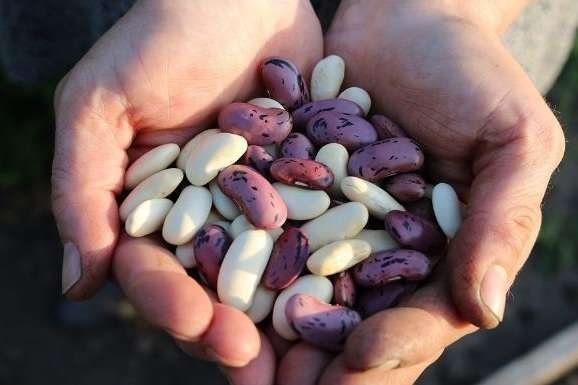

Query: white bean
left=338, top=86, right=371, bottom=115
left=230, top=215, right=283, bottom=241
left=307, top=239, right=372, bottom=276
left=432, top=183, right=462, bottom=238
left=175, top=241, right=196, bottom=268
left=341, top=176, right=405, bottom=219
left=248, top=97, right=285, bottom=110
left=125, top=198, right=173, bottom=237
left=245, top=286, right=277, bottom=323
left=273, top=183, right=330, bottom=220
left=315, top=143, right=349, bottom=198
left=125, top=143, right=180, bottom=189
left=355, top=229, right=398, bottom=252
left=162, top=186, right=212, bottom=245
left=209, top=180, right=241, bottom=220
left=310, top=55, right=345, bottom=101
left=176, top=129, right=220, bottom=170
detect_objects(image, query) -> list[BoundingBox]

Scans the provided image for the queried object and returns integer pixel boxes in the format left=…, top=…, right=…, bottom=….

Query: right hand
left=52, top=0, right=322, bottom=380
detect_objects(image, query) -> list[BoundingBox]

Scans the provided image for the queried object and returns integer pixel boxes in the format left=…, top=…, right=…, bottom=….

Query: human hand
left=52, top=0, right=322, bottom=378
left=271, top=1, right=566, bottom=383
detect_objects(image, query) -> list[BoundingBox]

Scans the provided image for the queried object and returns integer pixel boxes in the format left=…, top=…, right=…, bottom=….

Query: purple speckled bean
left=193, top=224, right=232, bottom=289
left=384, top=210, right=446, bottom=253
left=261, top=227, right=309, bottom=290
left=348, top=138, right=424, bottom=182
left=306, top=111, right=378, bottom=151
left=357, top=282, right=417, bottom=318
left=286, top=294, right=361, bottom=352
left=405, top=198, right=436, bottom=223
left=280, top=133, right=315, bottom=160
left=353, top=249, right=430, bottom=288
left=270, top=158, right=334, bottom=190
left=218, top=102, right=292, bottom=145
left=383, top=173, right=426, bottom=202
left=241, top=145, right=275, bottom=176
left=333, top=270, right=356, bottom=307
left=261, top=57, right=309, bottom=110
left=293, top=99, right=364, bottom=128
left=217, top=165, right=287, bottom=229
left=370, top=114, right=407, bottom=139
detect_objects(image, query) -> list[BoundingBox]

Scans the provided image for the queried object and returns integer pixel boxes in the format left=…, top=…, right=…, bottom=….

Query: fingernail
left=380, top=359, right=401, bottom=371
left=480, top=264, right=508, bottom=324
left=62, top=242, right=82, bottom=294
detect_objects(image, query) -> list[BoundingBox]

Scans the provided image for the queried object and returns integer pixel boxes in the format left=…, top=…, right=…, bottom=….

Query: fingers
left=277, top=343, right=334, bottom=385
left=220, top=331, right=276, bottom=385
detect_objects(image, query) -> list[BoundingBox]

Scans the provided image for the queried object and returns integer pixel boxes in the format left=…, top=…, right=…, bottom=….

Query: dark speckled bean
left=353, top=249, right=430, bottom=288
left=241, top=145, right=275, bottom=176
left=405, top=198, right=436, bottom=223
left=280, top=133, right=315, bottom=159
left=218, top=165, right=287, bottom=229
left=261, top=228, right=309, bottom=290
left=293, top=99, right=364, bottom=128
left=306, top=111, right=378, bottom=151
left=218, top=102, right=292, bottom=145
left=357, top=282, right=417, bottom=318
left=285, top=294, right=361, bottom=352
left=370, top=114, right=407, bottom=139
left=261, top=57, right=310, bottom=110
left=193, top=224, right=232, bottom=289
left=348, top=138, right=424, bottom=182
left=384, top=210, right=446, bottom=253
left=270, top=158, right=334, bottom=190
left=383, top=173, right=426, bottom=202
left=333, top=270, right=356, bottom=307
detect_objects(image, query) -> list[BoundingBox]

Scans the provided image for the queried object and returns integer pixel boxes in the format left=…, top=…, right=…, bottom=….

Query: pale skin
left=52, top=0, right=565, bottom=384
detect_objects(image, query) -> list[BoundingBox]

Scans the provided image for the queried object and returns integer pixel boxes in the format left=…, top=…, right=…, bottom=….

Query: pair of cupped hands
left=52, top=0, right=565, bottom=384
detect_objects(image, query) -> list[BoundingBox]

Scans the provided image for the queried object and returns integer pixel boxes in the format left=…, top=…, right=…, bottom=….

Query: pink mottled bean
left=383, top=173, right=426, bottom=202
left=357, top=282, right=417, bottom=318
left=217, top=165, right=287, bottom=229
left=261, top=57, right=310, bottom=110
left=193, top=224, right=232, bottom=289
left=280, top=133, right=315, bottom=159
left=333, top=270, right=356, bottom=307
left=370, top=114, right=407, bottom=139
left=293, top=99, right=364, bottom=128
left=352, top=249, right=430, bottom=288
left=306, top=111, right=378, bottom=151
left=240, top=145, right=275, bottom=176
left=348, top=138, right=424, bottom=182
left=261, top=227, right=309, bottom=290
left=218, top=102, right=292, bottom=145
left=405, top=198, right=436, bottom=223
left=384, top=210, right=446, bottom=254
left=286, top=294, right=361, bottom=352
left=270, top=158, right=334, bottom=190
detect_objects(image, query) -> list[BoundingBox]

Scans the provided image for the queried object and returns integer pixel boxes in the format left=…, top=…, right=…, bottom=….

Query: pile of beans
left=119, top=55, right=463, bottom=352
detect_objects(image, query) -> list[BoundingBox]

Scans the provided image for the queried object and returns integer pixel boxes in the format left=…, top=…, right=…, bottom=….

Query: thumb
left=448, top=86, right=565, bottom=328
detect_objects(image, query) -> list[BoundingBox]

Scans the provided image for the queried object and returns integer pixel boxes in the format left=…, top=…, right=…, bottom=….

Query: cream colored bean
left=355, top=229, right=399, bottom=252
left=185, top=133, right=247, bottom=186
left=209, top=180, right=240, bottom=220
left=205, top=210, right=225, bottom=225
left=273, top=183, right=330, bottom=220
left=272, top=275, right=333, bottom=340
left=175, top=241, right=196, bottom=268
left=176, top=129, right=221, bottom=170
left=230, top=215, right=283, bottom=241
left=307, top=239, right=372, bottom=276
left=217, top=230, right=274, bottom=311
left=248, top=97, right=285, bottom=110
left=338, top=86, right=371, bottom=115
left=432, top=183, right=462, bottom=238
left=125, top=199, right=173, bottom=237
left=341, top=176, right=405, bottom=219
left=162, top=186, right=212, bottom=245
left=301, top=202, right=368, bottom=252
left=310, top=55, right=345, bottom=101
left=315, top=143, right=349, bottom=198
left=245, top=286, right=277, bottom=323
left=212, top=221, right=233, bottom=237
left=119, top=168, right=183, bottom=221
left=125, top=144, right=180, bottom=189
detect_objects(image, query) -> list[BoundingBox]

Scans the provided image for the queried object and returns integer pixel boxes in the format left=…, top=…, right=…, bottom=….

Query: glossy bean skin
left=405, top=198, right=436, bottom=223
left=353, top=249, right=430, bottom=287
left=240, top=145, right=275, bottom=177
left=270, top=158, right=334, bottom=190
left=285, top=294, right=361, bottom=352
left=292, top=99, right=364, bottom=128
left=261, top=57, right=310, bottom=110
left=193, top=224, right=232, bottom=289
left=218, top=165, right=287, bottom=229
left=218, top=102, right=292, bottom=145
left=306, top=111, right=378, bottom=151
left=384, top=210, right=446, bottom=253
left=261, top=227, right=309, bottom=290
left=280, top=133, right=315, bottom=159
left=333, top=270, right=356, bottom=307
left=370, top=114, right=407, bottom=139
left=357, top=282, right=417, bottom=318
left=383, top=173, right=426, bottom=202
left=348, top=138, right=424, bottom=182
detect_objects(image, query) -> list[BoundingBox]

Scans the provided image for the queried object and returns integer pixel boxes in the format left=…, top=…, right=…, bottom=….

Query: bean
left=285, top=294, right=361, bottom=352
left=315, top=142, right=349, bottom=198
left=177, top=129, right=221, bottom=170
left=270, top=158, right=334, bottom=190
left=245, top=286, right=277, bottom=323
left=261, top=57, right=310, bottom=110
left=353, top=249, right=430, bottom=287
left=348, top=138, right=424, bottom=182
left=218, top=165, right=287, bottom=229
left=262, top=227, right=309, bottom=290
left=383, top=173, right=426, bottom=202
left=340, top=176, right=405, bottom=219
left=273, top=183, right=330, bottom=220
left=230, top=215, right=283, bottom=241
left=310, top=55, right=345, bottom=101
left=404, top=198, right=436, bottom=223
left=338, top=87, right=371, bottom=115
left=162, top=185, right=213, bottom=245
left=209, top=180, right=240, bottom=220
left=370, top=114, right=407, bottom=139
left=357, top=282, right=417, bottom=318
left=248, top=97, right=285, bottom=110
left=333, top=270, right=356, bottom=307
left=432, top=183, right=462, bottom=238
left=292, top=99, right=364, bottom=129
left=280, top=133, right=315, bottom=160
left=174, top=241, right=196, bottom=269
left=240, top=145, right=275, bottom=176
left=354, top=229, right=398, bottom=252
left=193, top=224, right=232, bottom=289
left=306, top=111, right=378, bottom=151
left=125, top=198, right=173, bottom=237
left=384, top=210, right=447, bottom=253
left=125, top=143, right=180, bottom=189
left=307, top=239, right=372, bottom=276
left=218, top=102, right=293, bottom=145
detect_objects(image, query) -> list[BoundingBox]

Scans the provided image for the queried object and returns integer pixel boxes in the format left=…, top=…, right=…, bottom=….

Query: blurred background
left=1, top=1, right=577, bottom=384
